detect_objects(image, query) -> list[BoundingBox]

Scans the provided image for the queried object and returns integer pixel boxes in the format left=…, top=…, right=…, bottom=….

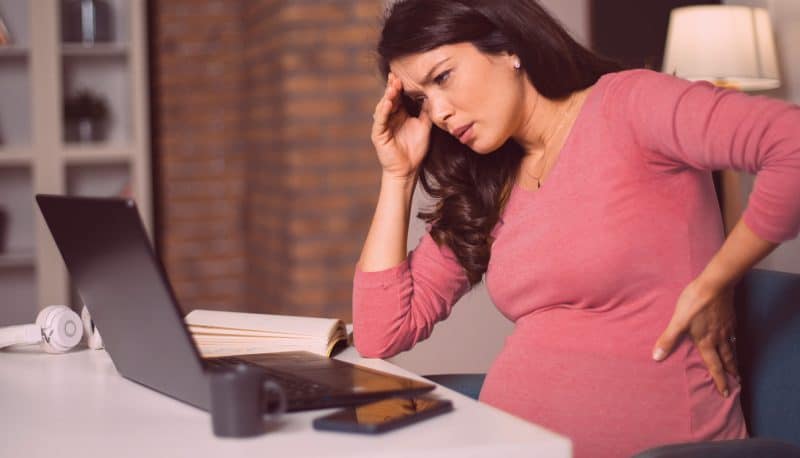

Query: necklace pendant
left=537, top=179, right=541, bottom=189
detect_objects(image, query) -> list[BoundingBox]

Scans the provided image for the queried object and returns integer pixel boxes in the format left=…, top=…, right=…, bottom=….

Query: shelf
left=61, top=42, right=128, bottom=58
left=62, top=53, right=132, bottom=144
left=0, top=166, right=34, bottom=254
left=0, top=0, right=29, bottom=49
left=67, top=162, right=131, bottom=198
left=0, top=53, right=31, bottom=146
left=0, top=149, right=32, bottom=165
left=0, top=46, right=28, bottom=58
left=0, top=0, right=148, bottom=325
left=0, top=264, right=36, bottom=326
left=60, top=0, right=130, bottom=46
left=0, top=251, right=35, bottom=269
left=63, top=145, right=132, bottom=164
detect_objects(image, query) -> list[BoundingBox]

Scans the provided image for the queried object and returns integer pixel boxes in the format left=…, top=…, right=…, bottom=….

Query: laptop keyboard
left=205, top=356, right=335, bottom=400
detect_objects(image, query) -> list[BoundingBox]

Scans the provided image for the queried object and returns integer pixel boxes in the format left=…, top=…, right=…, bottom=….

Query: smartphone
left=312, top=396, right=453, bottom=434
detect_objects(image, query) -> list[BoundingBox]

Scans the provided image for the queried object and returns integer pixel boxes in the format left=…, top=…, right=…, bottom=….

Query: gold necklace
left=528, top=94, right=578, bottom=189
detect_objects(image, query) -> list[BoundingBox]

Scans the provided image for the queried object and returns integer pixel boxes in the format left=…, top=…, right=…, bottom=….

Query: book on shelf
left=184, top=309, right=349, bottom=358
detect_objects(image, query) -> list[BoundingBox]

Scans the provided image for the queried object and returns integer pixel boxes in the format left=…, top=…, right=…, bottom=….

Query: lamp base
left=712, top=78, right=741, bottom=91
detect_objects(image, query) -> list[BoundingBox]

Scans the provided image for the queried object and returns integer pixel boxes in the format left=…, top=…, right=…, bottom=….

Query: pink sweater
left=352, top=69, right=800, bottom=457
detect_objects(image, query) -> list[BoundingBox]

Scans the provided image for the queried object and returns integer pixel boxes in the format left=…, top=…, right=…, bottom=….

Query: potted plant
left=64, top=89, right=110, bottom=142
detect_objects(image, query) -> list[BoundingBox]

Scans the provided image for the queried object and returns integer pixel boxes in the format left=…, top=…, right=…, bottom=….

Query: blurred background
left=0, top=0, right=797, bottom=373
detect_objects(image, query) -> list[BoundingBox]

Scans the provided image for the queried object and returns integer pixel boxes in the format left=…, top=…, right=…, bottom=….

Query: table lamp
left=662, top=5, right=781, bottom=91
left=662, top=5, right=782, bottom=234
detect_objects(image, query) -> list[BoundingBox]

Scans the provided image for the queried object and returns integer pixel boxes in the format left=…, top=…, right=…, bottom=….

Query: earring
left=514, top=60, right=521, bottom=69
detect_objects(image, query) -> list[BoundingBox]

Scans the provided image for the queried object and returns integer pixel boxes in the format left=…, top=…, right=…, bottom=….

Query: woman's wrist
left=381, top=171, right=418, bottom=191
left=357, top=171, right=418, bottom=272
left=695, top=264, right=729, bottom=297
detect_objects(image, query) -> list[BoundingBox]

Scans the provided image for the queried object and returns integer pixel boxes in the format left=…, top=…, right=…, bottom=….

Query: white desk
left=1, top=346, right=571, bottom=458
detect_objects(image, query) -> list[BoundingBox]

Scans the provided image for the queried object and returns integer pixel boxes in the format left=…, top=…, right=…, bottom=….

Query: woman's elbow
left=354, top=339, right=393, bottom=359
left=351, top=319, right=413, bottom=359
left=352, top=330, right=406, bottom=359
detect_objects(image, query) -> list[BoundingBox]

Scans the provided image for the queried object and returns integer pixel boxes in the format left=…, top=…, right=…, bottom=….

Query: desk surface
left=1, top=346, right=571, bottom=458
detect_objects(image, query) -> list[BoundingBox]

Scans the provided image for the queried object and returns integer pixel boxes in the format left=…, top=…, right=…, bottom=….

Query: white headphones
left=0, top=305, right=84, bottom=353
left=81, top=305, right=104, bottom=350
left=0, top=304, right=104, bottom=353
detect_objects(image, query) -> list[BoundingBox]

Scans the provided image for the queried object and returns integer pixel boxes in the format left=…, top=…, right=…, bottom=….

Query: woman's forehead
left=389, top=43, right=473, bottom=87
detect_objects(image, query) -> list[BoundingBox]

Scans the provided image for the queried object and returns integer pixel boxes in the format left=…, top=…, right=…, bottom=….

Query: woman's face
left=389, top=42, right=530, bottom=154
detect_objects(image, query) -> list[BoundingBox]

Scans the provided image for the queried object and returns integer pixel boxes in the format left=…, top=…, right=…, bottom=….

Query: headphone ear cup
left=81, top=306, right=103, bottom=350
left=35, top=305, right=65, bottom=331
left=35, top=305, right=83, bottom=354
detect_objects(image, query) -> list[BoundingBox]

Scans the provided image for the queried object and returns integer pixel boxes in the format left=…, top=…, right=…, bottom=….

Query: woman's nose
left=429, top=97, right=454, bottom=126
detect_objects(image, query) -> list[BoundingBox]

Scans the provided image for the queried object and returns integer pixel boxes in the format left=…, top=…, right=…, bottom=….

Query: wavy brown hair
left=377, top=0, right=623, bottom=285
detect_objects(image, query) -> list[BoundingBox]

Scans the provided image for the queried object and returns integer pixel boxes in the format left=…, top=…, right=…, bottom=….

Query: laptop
left=35, top=194, right=435, bottom=412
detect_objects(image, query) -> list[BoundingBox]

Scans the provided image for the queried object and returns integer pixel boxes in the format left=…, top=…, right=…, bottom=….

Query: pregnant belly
left=478, top=315, right=740, bottom=458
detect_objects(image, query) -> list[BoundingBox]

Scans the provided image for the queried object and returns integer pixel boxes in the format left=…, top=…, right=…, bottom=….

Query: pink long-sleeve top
left=352, top=69, right=800, bottom=457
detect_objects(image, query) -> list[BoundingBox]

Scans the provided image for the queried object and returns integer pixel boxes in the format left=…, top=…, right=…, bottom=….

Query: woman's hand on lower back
left=652, top=277, right=739, bottom=397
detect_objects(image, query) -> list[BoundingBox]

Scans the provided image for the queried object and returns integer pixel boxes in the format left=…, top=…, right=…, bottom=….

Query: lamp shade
left=662, top=5, right=780, bottom=91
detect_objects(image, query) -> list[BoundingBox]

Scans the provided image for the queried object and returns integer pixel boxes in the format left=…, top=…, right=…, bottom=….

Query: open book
left=184, top=309, right=349, bottom=358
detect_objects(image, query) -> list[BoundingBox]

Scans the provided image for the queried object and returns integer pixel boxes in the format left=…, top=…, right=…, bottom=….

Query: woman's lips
left=455, top=123, right=474, bottom=143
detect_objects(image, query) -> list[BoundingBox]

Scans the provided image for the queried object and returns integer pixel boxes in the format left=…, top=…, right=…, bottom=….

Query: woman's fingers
left=372, top=81, right=395, bottom=135
left=387, top=74, right=403, bottom=115
left=697, top=339, right=729, bottom=396
left=372, top=74, right=404, bottom=139
left=417, top=104, right=432, bottom=127
left=388, top=73, right=404, bottom=107
left=718, top=340, right=740, bottom=380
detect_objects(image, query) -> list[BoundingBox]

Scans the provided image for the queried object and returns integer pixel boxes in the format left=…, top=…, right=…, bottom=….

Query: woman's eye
left=433, top=70, right=451, bottom=85
left=414, top=96, right=426, bottom=106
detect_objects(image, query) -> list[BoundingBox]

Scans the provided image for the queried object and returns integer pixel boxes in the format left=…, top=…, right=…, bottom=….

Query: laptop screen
left=37, top=195, right=211, bottom=410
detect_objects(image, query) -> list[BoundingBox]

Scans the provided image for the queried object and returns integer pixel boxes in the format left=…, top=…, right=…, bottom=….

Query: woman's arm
left=610, top=69, right=800, bottom=394
left=357, top=174, right=417, bottom=272
left=352, top=73, right=471, bottom=358
left=353, top=197, right=471, bottom=358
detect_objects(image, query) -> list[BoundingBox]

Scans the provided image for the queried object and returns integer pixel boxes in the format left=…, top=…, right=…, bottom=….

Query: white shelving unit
left=0, top=0, right=151, bottom=326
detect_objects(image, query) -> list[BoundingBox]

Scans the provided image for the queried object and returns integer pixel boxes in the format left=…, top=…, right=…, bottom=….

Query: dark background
left=590, top=0, right=722, bottom=70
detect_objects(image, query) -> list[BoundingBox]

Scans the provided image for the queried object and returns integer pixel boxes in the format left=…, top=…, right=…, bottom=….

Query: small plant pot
left=65, top=117, right=108, bottom=143
left=64, top=90, right=110, bottom=141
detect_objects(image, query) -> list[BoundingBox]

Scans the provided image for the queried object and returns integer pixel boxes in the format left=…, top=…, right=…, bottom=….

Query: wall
left=152, top=1, right=249, bottom=311
left=540, top=0, right=589, bottom=46
left=240, top=1, right=382, bottom=318
left=153, top=1, right=383, bottom=316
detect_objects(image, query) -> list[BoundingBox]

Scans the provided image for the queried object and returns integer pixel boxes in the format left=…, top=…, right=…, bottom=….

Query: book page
left=185, top=309, right=340, bottom=337
left=190, top=336, right=332, bottom=357
left=185, top=309, right=347, bottom=357
left=187, top=325, right=303, bottom=338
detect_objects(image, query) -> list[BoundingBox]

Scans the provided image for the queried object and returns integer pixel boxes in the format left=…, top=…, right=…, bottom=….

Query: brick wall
left=152, top=0, right=384, bottom=320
